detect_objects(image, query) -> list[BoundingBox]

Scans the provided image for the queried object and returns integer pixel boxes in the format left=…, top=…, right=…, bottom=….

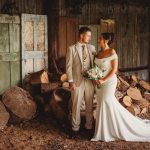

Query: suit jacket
left=66, top=42, right=96, bottom=86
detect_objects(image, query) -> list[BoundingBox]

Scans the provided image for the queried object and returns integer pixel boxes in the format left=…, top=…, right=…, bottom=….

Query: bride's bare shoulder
left=109, top=49, right=117, bottom=55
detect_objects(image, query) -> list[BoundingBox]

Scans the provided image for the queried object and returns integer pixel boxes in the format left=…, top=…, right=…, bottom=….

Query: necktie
left=82, top=45, right=87, bottom=62
left=82, top=45, right=87, bottom=71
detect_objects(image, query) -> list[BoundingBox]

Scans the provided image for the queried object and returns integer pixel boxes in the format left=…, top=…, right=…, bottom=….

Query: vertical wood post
left=47, top=0, right=60, bottom=73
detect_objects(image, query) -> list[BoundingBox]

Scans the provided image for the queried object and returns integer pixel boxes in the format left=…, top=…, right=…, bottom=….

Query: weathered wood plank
left=59, top=17, right=78, bottom=58
left=0, top=24, right=9, bottom=53
left=0, top=0, right=46, bottom=14
left=0, top=14, right=20, bottom=94
left=11, top=62, right=20, bottom=86
left=21, top=14, right=48, bottom=80
left=0, top=62, right=10, bottom=94
left=0, top=14, right=20, bottom=24
left=59, top=1, right=149, bottom=70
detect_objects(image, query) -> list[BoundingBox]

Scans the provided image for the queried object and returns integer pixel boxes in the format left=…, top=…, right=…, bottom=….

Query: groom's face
left=80, top=31, right=91, bottom=43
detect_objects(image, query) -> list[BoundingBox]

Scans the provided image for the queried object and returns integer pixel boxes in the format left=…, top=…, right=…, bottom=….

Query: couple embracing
left=66, top=26, right=150, bottom=142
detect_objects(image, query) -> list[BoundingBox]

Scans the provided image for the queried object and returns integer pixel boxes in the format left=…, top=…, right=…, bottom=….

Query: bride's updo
left=102, top=32, right=114, bottom=45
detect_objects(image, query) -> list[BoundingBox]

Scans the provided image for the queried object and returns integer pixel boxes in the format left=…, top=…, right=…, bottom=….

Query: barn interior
left=0, top=0, right=150, bottom=149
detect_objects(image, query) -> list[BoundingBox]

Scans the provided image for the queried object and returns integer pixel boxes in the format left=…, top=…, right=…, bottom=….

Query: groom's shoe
left=69, top=130, right=79, bottom=139
left=85, top=129, right=94, bottom=140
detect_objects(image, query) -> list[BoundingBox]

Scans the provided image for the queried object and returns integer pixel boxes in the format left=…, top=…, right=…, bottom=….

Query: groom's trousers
left=71, top=78, right=94, bottom=131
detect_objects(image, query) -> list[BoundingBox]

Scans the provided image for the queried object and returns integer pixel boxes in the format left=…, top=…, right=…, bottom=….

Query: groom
left=66, top=26, right=96, bottom=138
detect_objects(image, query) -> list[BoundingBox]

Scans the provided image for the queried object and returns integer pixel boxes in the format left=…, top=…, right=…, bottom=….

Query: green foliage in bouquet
left=82, top=64, right=106, bottom=88
left=82, top=64, right=105, bottom=80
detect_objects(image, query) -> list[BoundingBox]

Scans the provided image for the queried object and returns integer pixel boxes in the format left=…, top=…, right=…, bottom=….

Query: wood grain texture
left=0, top=14, right=20, bottom=94
left=21, top=14, right=48, bottom=80
left=59, top=1, right=150, bottom=71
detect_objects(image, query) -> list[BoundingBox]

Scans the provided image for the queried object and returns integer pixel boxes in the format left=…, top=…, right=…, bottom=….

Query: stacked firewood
left=24, top=70, right=72, bottom=125
left=0, top=70, right=59, bottom=129
left=23, top=70, right=60, bottom=114
left=60, top=72, right=150, bottom=117
left=116, top=73, right=150, bottom=116
left=1, top=69, right=149, bottom=129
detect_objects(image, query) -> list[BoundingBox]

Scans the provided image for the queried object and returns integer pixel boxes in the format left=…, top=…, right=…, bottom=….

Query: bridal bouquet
left=82, top=64, right=106, bottom=88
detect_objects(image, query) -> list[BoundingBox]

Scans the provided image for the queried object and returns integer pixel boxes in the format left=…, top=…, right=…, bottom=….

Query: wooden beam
left=47, top=0, right=60, bottom=73
left=119, top=66, right=148, bottom=72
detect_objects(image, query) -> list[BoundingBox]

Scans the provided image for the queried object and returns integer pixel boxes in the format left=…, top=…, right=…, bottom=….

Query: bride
left=91, top=32, right=150, bottom=142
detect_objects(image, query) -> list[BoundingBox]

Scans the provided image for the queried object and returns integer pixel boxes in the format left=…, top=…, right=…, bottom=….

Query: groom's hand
left=92, top=80, right=97, bottom=86
left=69, top=82, right=76, bottom=91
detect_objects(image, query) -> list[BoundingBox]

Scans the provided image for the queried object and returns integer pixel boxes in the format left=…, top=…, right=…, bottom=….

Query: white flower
left=82, top=64, right=105, bottom=80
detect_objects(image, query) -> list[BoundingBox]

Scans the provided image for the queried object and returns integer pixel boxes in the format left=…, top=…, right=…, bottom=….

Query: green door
left=0, top=14, right=20, bottom=94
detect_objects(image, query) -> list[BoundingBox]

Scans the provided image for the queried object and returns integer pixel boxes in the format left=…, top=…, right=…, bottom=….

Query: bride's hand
left=95, top=79, right=105, bottom=85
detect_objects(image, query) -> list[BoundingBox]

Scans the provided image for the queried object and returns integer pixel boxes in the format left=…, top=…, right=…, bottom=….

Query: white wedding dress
left=91, top=53, right=150, bottom=142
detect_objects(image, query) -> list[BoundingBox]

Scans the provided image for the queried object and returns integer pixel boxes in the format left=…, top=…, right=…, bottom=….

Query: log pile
left=23, top=69, right=54, bottom=95
left=117, top=73, right=150, bottom=116
left=23, top=70, right=60, bottom=115
left=60, top=73, right=150, bottom=118
left=49, top=88, right=71, bottom=123
left=0, top=70, right=149, bottom=129
left=25, top=71, right=72, bottom=125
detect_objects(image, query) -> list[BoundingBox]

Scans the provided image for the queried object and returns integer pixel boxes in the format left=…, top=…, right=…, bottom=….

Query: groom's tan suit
left=66, top=42, right=96, bottom=131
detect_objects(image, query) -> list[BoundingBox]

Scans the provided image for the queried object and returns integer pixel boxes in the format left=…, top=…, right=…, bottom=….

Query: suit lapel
left=87, top=44, right=93, bottom=66
left=75, top=43, right=83, bottom=66
left=75, top=43, right=94, bottom=67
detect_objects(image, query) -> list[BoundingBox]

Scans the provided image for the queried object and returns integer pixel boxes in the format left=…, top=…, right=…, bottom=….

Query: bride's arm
left=101, top=59, right=118, bottom=83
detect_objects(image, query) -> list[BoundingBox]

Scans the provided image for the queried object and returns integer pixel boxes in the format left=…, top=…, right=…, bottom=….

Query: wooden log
left=41, top=82, right=58, bottom=93
left=30, top=70, right=49, bottom=85
left=131, top=74, right=138, bottom=83
left=134, top=98, right=149, bottom=109
left=34, top=94, right=52, bottom=115
left=118, top=76, right=130, bottom=87
left=127, top=87, right=143, bottom=101
left=141, top=107, right=148, bottom=114
left=130, top=74, right=138, bottom=87
left=49, top=88, right=71, bottom=122
left=139, top=80, right=150, bottom=91
left=2, top=86, right=37, bottom=120
left=62, top=82, right=69, bottom=88
left=122, top=96, right=132, bottom=107
left=117, top=78, right=121, bottom=89
left=143, top=92, right=150, bottom=101
left=117, top=76, right=130, bottom=92
left=115, top=90, right=124, bottom=101
left=41, top=83, right=51, bottom=93
left=0, top=101, right=10, bottom=129
left=60, top=74, right=68, bottom=82
left=35, top=95, right=45, bottom=105
left=126, top=104, right=141, bottom=116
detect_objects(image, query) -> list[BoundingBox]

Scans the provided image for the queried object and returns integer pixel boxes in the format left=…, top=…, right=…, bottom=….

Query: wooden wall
left=0, top=0, right=149, bottom=80
left=0, top=0, right=47, bottom=14
left=58, top=0, right=150, bottom=80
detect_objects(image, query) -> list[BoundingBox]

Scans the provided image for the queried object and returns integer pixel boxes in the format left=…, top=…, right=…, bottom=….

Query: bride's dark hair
left=102, top=32, right=114, bottom=45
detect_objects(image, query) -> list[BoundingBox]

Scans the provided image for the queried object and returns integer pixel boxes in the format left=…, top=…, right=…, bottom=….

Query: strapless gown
left=91, top=53, right=150, bottom=142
